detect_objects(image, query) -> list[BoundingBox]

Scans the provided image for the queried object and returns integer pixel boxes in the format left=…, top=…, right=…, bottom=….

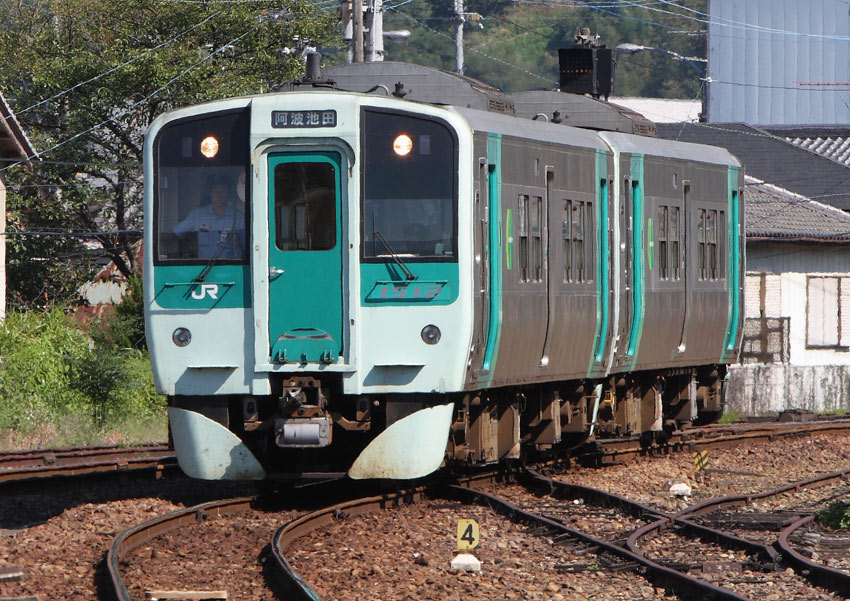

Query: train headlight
left=420, top=324, right=441, bottom=345
left=393, top=134, right=413, bottom=156
left=200, top=136, right=219, bottom=158
left=172, top=327, right=192, bottom=347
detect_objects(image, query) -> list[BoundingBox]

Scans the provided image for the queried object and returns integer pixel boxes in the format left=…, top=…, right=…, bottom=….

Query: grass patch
left=717, top=410, right=741, bottom=424
left=0, top=307, right=166, bottom=450
left=817, top=502, right=850, bottom=531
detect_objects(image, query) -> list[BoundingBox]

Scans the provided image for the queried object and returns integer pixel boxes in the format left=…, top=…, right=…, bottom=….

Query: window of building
left=807, top=276, right=843, bottom=348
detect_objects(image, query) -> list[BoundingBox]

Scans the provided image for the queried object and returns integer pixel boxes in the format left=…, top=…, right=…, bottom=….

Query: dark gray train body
left=145, top=61, right=743, bottom=479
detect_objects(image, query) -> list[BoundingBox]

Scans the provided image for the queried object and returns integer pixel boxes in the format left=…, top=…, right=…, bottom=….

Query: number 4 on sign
left=457, top=519, right=480, bottom=550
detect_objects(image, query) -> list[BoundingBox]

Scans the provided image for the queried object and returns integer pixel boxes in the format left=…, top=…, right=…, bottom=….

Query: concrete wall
left=728, top=364, right=850, bottom=414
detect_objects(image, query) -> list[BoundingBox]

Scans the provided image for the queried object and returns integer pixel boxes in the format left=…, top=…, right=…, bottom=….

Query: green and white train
left=143, top=62, right=744, bottom=481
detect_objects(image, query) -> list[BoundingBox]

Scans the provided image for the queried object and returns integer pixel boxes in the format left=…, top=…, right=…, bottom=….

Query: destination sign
left=271, top=109, right=337, bottom=129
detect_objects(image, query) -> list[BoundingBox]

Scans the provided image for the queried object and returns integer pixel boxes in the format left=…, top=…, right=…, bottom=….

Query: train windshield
left=153, top=109, right=250, bottom=264
left=361, top=109, right=457, bottom=261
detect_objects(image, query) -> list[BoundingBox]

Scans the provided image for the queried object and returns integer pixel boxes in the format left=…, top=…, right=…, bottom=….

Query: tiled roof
left=760, top=127, right=850, bottom=169
left=745, top=176, right=850, bottom=241
left=785, top=136, right=850, bottom=167
left=657, top=122, right=850, bottom=211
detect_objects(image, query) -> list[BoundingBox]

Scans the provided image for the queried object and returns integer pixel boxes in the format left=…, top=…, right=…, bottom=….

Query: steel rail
left=0, top=443, right=169, bottom=466
left=271, top=486, right=429, bottom=600
left=0, top=445, right=175, bottom=483
left=583, top=421, right=850, bottom=463
left=625, top=467, right=850, bottom=595
left=271, top=473, right=749, bottom=601
left=105, top=496, right=256, bottom=601
left=778, top=515, right=850, bottom=595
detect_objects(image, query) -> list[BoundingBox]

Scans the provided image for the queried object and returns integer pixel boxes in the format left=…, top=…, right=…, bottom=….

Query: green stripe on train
left=723, top=167, right=741, bottom=358
left=481, top=133, right=503, bottom=379
left=589, top=150, right=610, bottom=374
left=626, top=155, right=646, bottom=369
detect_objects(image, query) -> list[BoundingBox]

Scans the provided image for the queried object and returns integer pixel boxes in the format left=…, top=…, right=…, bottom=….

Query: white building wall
left=729, top=259, right=850, bottom=414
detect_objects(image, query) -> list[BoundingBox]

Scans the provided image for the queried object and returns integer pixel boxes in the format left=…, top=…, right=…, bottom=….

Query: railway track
left=106, top=466, right=849, bottom=601
left=2, top=420, right=849, bottom=600
left=579, top=419, right=850, bottom=465
left=0, top=443, right=175, bottom=482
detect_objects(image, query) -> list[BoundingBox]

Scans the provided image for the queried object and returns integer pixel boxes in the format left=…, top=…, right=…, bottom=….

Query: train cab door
left=266, top=151, right=344, bottom=363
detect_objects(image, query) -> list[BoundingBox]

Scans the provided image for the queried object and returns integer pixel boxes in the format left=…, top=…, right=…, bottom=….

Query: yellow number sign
left=457, top=519, right=480, bottom=550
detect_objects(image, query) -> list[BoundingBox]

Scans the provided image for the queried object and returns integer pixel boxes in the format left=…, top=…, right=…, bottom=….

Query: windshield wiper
left=374, top=230, right=417, bottom=281
left=192, top=241, right=227, bottom=284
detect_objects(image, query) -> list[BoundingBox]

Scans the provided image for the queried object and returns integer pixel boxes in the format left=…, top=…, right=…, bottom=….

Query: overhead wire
left=388, top=8, right=558, bottom=85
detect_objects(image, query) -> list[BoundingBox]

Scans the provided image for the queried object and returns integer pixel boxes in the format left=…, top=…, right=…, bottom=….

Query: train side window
left=707, top=209, right=718, bottom=280
left=531, top=196, right=542, bottom=282
left=583, top=201, right=592, bottom=282
left=657, top=205, right=668, bottom=280
left=698, top=209, right=707, bottom=281
left=719, top=210, right=727, bottom=279
left=670, top=206, right=680, bottom=281
left=574, top=201, right=586, bottom=283
left=518, top=194, right=529, bottom=282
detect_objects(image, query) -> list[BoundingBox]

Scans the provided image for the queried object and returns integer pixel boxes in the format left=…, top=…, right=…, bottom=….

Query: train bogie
left=143, top=62, right=743, bottom=481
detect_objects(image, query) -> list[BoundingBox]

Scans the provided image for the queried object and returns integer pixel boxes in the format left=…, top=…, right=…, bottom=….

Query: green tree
left=383, top=0, right=706, bottom=97
left=0, top=0, right=337, bottom=305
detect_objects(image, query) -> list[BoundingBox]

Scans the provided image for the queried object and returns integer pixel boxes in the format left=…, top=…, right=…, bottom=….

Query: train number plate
left=271, top=109, right=337, bottom=129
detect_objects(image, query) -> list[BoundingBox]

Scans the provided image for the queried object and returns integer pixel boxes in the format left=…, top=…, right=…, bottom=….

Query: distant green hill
left=379, top=0, right=707, bottom=98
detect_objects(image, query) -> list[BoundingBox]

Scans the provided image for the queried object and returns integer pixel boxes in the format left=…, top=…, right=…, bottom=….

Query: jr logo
left=191, top=284, right=219, bottom=300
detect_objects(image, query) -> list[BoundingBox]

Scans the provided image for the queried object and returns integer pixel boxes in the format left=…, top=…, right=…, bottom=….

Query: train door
left=467, top=157, right=490, bottom=382
left=540, top=168, right=555, bottom=366
left=677, top=180, right=690, bottom=353
left=625, top=159, right=645, bottom=369
left=615, top=171, right=633, bottom=366
left=266, top=151, right=343, bottom=363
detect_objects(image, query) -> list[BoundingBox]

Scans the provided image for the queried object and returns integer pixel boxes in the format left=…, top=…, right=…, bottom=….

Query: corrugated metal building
left=708, top=0, right=850, bottom=125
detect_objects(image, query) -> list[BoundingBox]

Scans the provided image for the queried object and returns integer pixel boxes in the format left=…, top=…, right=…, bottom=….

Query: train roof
left=318, top=61, right=657, bottom=137
left=601, top=130, right=742, bottom=168
left=451, top=105, right=609, bottom=151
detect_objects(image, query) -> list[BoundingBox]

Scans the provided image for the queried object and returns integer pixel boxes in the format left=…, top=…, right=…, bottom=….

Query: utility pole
left=365, top=0, right=384, bottom=62
left=353, top=0, right=364, bottom=62
left=454, top=0, right=464, bottom=74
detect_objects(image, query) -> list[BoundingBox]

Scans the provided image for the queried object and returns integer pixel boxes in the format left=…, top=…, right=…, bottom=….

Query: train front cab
left=144, top=94, right=475, bottom=481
